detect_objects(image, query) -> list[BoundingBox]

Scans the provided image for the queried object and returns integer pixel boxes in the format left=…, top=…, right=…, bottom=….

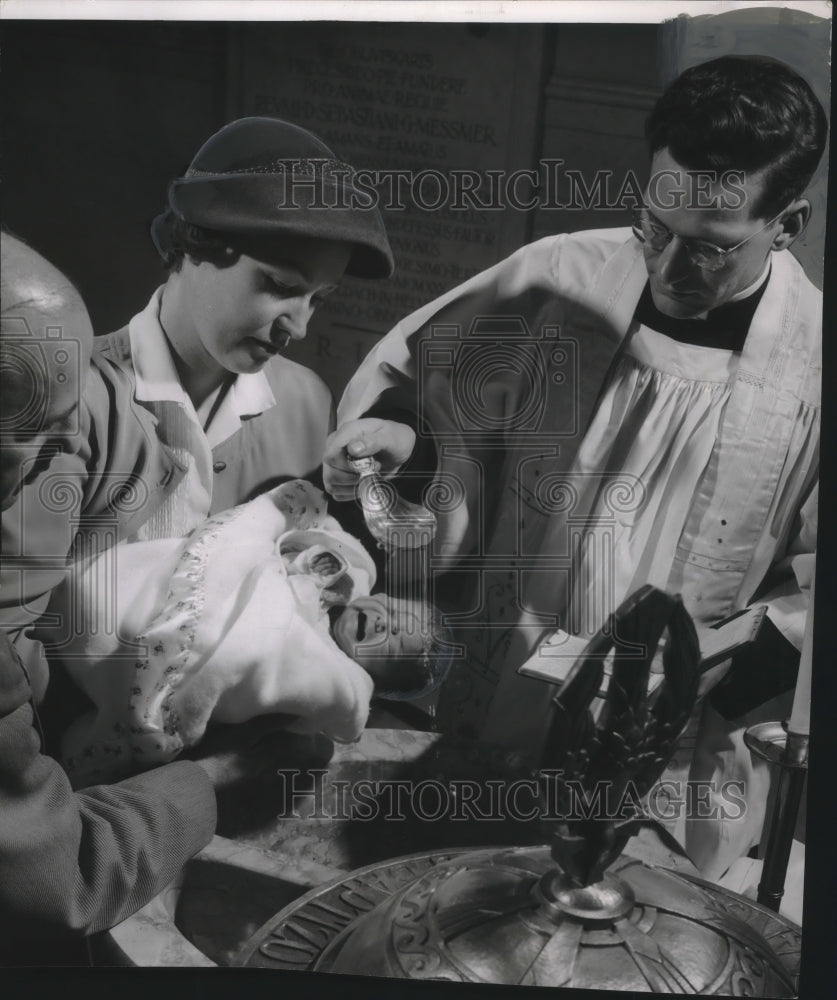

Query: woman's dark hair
left=150, top=211, right=242, bottom=272
left=646, top=55, right=828, bottom=219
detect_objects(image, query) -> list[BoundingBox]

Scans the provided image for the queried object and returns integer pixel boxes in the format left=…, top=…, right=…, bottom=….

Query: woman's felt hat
left=152, top=117, right=394, bottom=279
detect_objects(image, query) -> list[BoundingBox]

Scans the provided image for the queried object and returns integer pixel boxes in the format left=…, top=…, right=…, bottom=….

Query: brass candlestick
left=744, top=721, right=809, bottom=913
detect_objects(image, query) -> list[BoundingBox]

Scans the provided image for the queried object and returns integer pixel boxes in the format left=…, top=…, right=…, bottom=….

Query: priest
left=324, top=55, right=825, bottom=879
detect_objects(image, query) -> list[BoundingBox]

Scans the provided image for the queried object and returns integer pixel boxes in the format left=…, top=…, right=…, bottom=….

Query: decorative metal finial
left=543, top=584, right=701, bottom=887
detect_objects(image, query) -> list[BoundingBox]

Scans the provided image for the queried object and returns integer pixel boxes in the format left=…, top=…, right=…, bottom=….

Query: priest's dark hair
left=646, top=55, right=828, bottom=220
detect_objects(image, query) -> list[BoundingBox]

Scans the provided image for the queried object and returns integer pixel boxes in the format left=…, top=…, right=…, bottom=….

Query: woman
left=42, top=119, right=399, bottom=776
left=98, top=116, right=393, bottom=538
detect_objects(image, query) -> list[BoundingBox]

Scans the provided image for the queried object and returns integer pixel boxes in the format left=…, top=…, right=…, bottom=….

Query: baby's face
left=332, top=594, right=427, bottom=667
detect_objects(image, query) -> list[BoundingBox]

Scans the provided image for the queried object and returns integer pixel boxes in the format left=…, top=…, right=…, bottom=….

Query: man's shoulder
left=515, top=227, right=633, bottom=275
left=783, top=249, right=823, bottom=305
left=555, top=225, right=633, bottom=258
left=513, top=227, right=635, bottom=297
left=526, top=227, right=631, bottom=250
left=263, top=356, right=333, bottom=405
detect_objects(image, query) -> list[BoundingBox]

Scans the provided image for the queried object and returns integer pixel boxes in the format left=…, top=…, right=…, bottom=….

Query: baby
left=331, top=593, right=449, bottom=700
left=48, top=481, right=449, bottom=786
left=278, top=513, right=449, bottom=699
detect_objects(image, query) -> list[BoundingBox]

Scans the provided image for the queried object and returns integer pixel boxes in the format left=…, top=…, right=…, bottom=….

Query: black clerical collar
left=634, top=277, right=769, bottom=351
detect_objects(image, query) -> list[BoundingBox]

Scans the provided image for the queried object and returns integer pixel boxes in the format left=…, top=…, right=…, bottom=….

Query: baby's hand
left=310, top=551, right=343, bottom=579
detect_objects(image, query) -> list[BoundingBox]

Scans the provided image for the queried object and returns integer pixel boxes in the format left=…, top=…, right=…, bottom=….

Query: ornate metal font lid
left=235, top=846, right=799, bottom=994
left=234, top=587, right=800, bottom=994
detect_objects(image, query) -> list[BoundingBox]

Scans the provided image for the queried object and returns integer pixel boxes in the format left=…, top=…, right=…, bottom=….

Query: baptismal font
left=234, top=586, right=801, bottom=995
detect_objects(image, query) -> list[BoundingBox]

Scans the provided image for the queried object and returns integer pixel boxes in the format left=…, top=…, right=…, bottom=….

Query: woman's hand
left=323, top=418, right=416, bottom=500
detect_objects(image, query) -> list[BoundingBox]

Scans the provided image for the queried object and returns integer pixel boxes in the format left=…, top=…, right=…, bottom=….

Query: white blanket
left=57, top=481, right=376, bottom=786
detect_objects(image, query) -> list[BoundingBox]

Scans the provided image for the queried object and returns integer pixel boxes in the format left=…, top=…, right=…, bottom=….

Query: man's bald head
left=1, top=233, right=94, bottom=509
left=1, top=232, right=85, bottom=312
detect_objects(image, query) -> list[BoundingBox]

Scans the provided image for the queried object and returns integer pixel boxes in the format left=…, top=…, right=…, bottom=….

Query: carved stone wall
left=2, top=17, right=827, bottom=381
left=532, top=25, right=660, bottom=242
left=229, top=22, right=551, bottom=396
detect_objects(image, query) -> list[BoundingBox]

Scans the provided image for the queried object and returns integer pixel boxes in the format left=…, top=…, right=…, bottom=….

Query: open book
left=518, top=605, right=768, bottom=696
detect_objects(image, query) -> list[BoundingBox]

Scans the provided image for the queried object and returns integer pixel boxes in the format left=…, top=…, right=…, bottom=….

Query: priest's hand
left=323, top=418, right=416, bottom=500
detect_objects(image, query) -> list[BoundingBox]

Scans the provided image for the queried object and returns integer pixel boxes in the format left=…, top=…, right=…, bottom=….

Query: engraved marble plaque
left=232, top=22, right=547, bottom=396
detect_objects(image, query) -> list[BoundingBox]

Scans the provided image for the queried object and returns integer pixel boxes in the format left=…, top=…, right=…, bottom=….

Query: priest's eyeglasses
left=631, top=209, right=781, bottom=272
